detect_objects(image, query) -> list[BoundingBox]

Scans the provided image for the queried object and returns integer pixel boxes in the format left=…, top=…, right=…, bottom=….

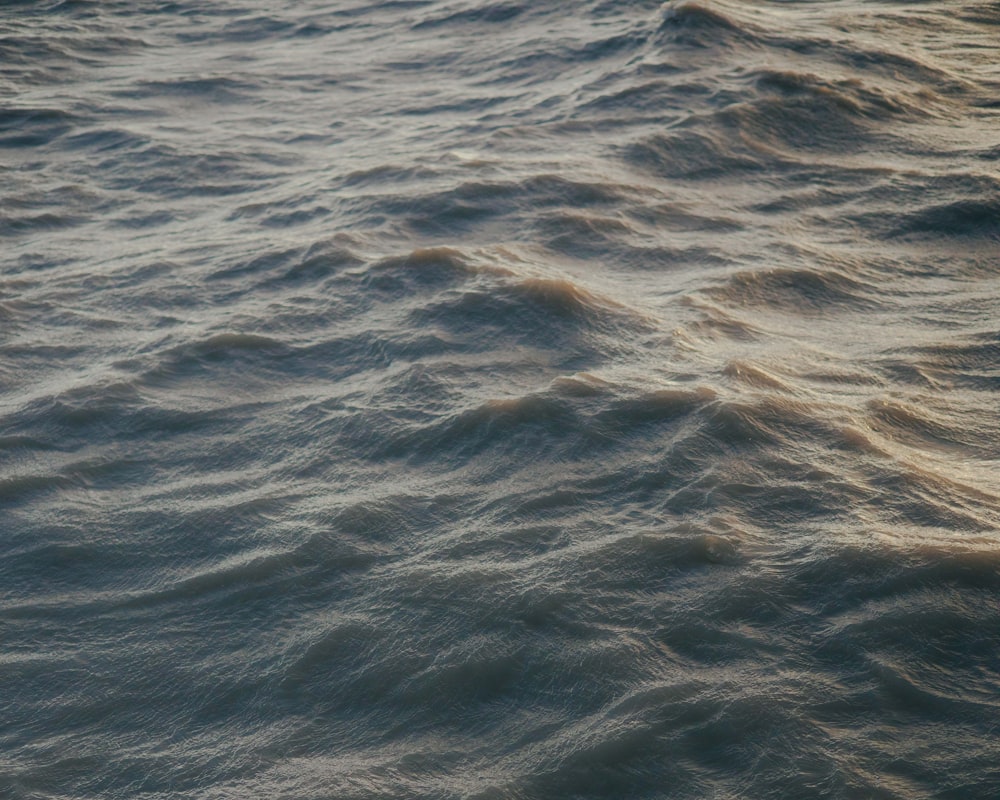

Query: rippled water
left=3, top=1, right=1000, bottom=797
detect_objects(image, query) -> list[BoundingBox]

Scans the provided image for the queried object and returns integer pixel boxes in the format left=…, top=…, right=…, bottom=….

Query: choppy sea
left=3, top=1, right=1000, bottom=797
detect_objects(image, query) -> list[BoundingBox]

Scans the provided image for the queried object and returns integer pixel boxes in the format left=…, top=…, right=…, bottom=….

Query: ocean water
left=3, top=0, right=1000, bottom=797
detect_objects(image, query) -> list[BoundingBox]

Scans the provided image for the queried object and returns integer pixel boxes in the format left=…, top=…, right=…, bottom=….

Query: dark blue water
left=3, top=1, right=1000, bottom=798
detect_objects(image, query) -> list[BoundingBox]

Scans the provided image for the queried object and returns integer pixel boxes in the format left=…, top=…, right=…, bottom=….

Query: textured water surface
left=3, top=1, right=1000, bottom=798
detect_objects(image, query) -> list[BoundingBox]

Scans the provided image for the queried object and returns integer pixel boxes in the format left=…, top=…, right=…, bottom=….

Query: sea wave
left=3, top=0, right=1000, bottom=798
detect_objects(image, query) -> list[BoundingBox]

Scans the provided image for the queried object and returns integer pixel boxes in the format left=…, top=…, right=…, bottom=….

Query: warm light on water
left=3, top=1, right=1000, bottom=798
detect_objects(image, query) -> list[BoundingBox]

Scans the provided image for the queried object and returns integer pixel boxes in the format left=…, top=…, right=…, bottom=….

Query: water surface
left=3, top=1, right=1000, bottom=798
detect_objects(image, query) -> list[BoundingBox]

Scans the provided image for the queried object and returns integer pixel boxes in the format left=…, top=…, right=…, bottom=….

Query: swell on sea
left=2, top=1, right=999, bottom=798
